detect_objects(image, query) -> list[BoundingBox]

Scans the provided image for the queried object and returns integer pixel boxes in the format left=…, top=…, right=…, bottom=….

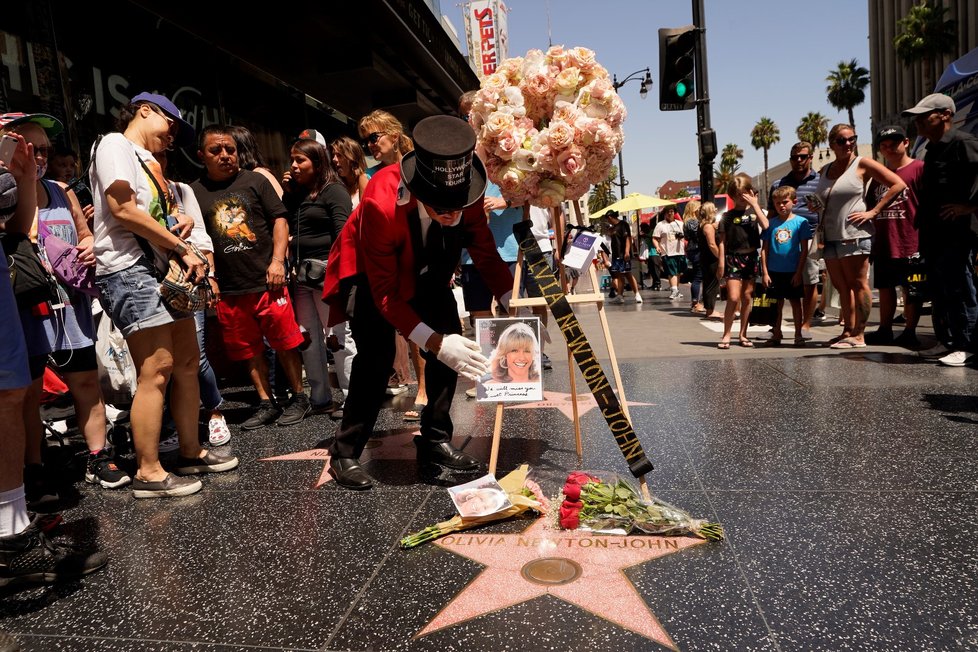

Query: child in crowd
left=760, top=186, right=813, bottom=347
left=716, top=173, right=769, bottom=348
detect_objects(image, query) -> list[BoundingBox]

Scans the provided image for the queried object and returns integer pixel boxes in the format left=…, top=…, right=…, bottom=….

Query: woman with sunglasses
left=357, top=110, right=426, bottom=418
left=813, top=124, right=906, bottom=349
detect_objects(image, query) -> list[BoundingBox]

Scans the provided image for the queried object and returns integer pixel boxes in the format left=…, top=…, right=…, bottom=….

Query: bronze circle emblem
left=520, top=558, right=583, bottom=586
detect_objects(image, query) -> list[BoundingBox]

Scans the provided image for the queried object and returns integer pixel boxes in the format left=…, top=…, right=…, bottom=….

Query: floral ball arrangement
left=469, top=46, right=626, bottom=208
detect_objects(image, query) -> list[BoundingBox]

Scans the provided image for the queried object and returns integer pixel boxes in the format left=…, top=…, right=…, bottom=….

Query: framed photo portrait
left=474, top=317, right=544, bottom=402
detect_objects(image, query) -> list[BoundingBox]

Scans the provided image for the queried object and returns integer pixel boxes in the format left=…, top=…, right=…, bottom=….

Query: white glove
left=436, top=334, right=490, bottom=381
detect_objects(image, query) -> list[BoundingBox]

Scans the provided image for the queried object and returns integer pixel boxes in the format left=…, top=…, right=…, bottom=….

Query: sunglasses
left=834, top=135, right=857, bottom=146
left=790, top=154, right=811, bottom=161
left=148, top=104, right=175, bottom=128
left=33, top=145, right=53, bottom=158
left=363, top=132, right=383, bottom=146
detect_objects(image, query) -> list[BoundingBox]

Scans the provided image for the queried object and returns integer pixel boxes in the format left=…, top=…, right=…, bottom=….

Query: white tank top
left=816, top=156, right=874, bottom=242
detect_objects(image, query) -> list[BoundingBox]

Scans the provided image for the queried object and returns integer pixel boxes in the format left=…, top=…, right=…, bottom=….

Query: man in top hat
left=322, top=115, right=513, bottom=490
left=902, top=93, right=978, bottom=366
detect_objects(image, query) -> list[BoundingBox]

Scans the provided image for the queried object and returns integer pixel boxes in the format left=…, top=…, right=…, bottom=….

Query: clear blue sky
left=446, top=0, right=872, bottom=196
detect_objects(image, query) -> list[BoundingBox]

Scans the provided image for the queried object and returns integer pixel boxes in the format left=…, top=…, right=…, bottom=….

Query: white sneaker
left=158, top=432, right=179, bottom=453
left=918, top=343, right=951, bottom=359
left=465, top=386, right=477, bottom=398
left=634, top=293, right=643, bottom=303
left=938, top=350, right=973, bottom=367
left=800, top=328, right=813, bottom=341
left=208, top=417, right=232, bottom=447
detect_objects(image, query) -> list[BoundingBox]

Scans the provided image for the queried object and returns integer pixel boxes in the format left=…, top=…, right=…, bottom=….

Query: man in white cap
left=902, top=93, right=978, bottom=366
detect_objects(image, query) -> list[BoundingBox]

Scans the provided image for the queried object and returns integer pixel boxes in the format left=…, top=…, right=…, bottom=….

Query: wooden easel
left=487, top=202, right=634, bottom=476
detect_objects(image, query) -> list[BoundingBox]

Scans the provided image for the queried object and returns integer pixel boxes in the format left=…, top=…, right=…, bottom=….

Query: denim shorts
left=823, top=237, right=872, bottom=261
left=95, top=257, right=187, bottom=338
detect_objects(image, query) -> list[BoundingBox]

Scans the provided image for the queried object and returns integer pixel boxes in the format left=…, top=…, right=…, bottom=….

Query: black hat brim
left=401, top=152, right=487, bottom=210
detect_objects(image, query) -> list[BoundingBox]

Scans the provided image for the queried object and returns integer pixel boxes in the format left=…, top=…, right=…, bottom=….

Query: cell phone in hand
left=0, top=134, right=18, bottom=165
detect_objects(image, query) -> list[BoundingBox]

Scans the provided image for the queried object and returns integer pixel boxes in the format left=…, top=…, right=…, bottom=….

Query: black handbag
left=296, top=258, right=327, bottom=289
left=2, top=232, right=59, bottom=308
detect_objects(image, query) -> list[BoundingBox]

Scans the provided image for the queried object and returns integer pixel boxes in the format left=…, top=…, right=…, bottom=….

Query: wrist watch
left=172, top=241, right=188, bottom=256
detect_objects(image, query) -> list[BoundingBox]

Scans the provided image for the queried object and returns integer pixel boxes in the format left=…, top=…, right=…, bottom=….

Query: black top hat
left=401, top=115, right=487, bottom=210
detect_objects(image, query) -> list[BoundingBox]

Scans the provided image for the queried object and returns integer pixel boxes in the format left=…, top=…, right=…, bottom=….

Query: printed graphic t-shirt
left=191, top=169, right=288, bottom=295
left=761, top=215, right=813, bottom=273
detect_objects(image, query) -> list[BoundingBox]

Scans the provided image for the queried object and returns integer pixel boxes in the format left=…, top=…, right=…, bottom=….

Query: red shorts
left=216, top=289, right=304, bottom=361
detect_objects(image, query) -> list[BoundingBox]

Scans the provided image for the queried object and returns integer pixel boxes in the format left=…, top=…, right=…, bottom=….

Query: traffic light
left=658, top=25, right=697, bottom=111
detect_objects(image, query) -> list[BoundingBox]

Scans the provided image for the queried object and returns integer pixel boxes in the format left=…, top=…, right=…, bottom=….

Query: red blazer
left=323, top=163, right=513, bottom=340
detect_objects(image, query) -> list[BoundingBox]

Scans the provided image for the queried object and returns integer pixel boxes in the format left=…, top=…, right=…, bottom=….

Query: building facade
left=869, top=0, right=978, bottom=132
left=0, top=0, right=479, bottom=182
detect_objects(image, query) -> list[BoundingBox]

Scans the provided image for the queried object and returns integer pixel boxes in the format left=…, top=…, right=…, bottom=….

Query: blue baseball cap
left=130, top=92, right=195, bottom=148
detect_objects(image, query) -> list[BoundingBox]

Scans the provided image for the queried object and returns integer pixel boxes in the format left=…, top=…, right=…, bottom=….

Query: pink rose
left=537, top=179, right=565, bottom=208
left=547, top=121, right=574, bottom=150
left=556, top=146, right=586, bottom=179
left=494, top=130, right=520, bottom=159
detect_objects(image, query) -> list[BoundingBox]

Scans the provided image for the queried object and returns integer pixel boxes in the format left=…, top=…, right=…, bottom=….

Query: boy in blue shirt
left=760, top=186, right=813, bottom=346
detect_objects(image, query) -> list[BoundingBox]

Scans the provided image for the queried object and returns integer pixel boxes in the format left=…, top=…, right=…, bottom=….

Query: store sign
left=467, top=0, right=506, bottom=78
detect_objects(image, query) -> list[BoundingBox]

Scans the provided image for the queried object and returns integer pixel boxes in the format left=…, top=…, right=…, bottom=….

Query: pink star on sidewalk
left=259, top=428, right=422, bottom=488
left=417, top=518, right=703, bottom=648
left=504, top=390, right=653, bottom=420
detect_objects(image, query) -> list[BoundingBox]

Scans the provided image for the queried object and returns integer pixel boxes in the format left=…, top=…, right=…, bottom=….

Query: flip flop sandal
left=717, top=341, right=731, bottom=349
left=794, top=337, right=807, bottom=347
left=739, top=338, right=754, bottom=348
left=404, top=404, right=425, bottom=422
left=759, top=338, right=782, bottom=347
left=829, top=338, right=867, bottom=349
left=828, top=333, right=852, bottom=345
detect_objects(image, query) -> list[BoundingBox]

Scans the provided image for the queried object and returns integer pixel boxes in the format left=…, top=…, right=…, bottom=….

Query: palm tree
left=588, top=166, right=618, bottom=214
left=750, top=117, right=780, bottom=202
left=714, top=166, right=736, bottom=196
left=826, top=59, right=870, bottom=131
left=720, top=143, right=744, bottom=171
left=715, top=143, right=743, bottom=196
left=894, top=0, right=957, bottom=93
left=796, top=112, right=829, bottom=157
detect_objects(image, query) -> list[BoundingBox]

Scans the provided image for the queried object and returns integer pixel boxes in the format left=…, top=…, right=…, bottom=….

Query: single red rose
left=562, top=482, right=581, bottom=501
left=559, top=501, right=581, bottom=529
left=566, top=471, right=594, bottom=487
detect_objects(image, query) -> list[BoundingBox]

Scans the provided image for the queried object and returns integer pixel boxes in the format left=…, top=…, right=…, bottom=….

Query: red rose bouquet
left=557, top=471, right=724, bottom=541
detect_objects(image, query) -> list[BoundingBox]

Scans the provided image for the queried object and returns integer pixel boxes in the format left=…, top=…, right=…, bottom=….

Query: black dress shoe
left=413, top=437, right=480, bottom=471
left=329, top=457, right=373, bottom=490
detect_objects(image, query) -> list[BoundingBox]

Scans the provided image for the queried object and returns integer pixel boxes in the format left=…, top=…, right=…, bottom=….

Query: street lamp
left=612, top=68, right=652, bottom=201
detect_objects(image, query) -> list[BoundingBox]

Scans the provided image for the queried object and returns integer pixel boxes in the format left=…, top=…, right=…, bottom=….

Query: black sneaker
left=132, top=473, right=202, bottom=499
left=278, top=392, right=311, bottom=427
left=242, top=400, right=282, bottom=431
left=864, top=329, right=894, bottom=345
left=812, top=309, right=828, bottom=323
left=892, top=331, right=921, bottom=350
left=174, top=449, right=240, bottom=475
left=85, top=449, right=132, bottom=489
left=0, top=523, right=108, bottom=588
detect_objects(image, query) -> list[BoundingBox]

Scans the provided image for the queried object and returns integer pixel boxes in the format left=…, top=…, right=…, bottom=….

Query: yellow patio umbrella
left=590, top=193, right=676, bottom=219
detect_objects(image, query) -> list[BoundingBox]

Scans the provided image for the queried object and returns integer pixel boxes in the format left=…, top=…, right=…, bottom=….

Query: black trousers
left=329, top=275, right=462, bottom=460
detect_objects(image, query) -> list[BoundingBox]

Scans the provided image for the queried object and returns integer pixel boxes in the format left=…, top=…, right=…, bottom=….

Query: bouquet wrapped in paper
left=470, top=45, right=626, bottom=208
left=400, top=464, right=549, bottom=549
left=556, top=471, right=724, bottom=541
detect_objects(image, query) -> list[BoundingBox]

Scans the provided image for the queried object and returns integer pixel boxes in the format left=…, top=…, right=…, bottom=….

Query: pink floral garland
left=470, top=46, right=626, bottom=208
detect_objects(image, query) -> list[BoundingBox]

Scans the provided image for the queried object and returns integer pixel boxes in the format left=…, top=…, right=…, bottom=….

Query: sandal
left=717, top=340, right=730, bottom=349
left=794, top=337, right=806, bottom=347
left=829, top=338, right=867, bottom=349
left=827, top=332, right=852, bottom=345
left=739, top=338, right=754, bottom=348
left=404, top=403, right=425, bottom=422
left=759, top=338, right=782, bottom=347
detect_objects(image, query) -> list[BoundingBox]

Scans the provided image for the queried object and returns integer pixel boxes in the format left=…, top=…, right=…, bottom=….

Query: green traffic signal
left=675, top=81, right=689, bottom=98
